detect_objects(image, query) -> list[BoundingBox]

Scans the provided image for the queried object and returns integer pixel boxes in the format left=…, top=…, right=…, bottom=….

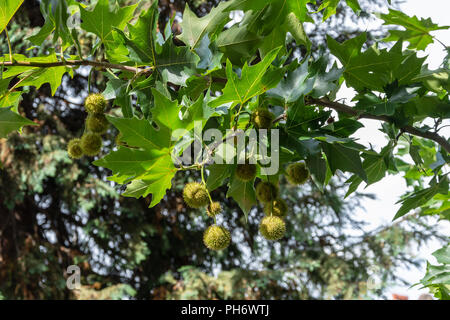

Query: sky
left=336, top=0, right=450, bottom=299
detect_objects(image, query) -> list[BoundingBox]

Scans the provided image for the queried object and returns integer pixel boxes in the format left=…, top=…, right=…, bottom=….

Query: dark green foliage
left=0, top=0, right=448, bottom=301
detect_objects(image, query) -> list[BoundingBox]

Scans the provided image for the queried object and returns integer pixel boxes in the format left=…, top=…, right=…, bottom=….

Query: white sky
left=336, top=0, right=450, bottom=299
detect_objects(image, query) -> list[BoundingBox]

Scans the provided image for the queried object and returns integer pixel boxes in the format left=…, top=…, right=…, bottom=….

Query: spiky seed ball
left=67, top=138, right=83, bottom=159
left=80, top=132, right=102, bottom=156
left=251, top=108, right=275, bottom=129
left=207, top=202, right=222, bottom=217
left=86, top=113, right=109, bottom=134
left=255, top=181, right=278, bottom=203
left=203, top=225, right=231, bottom=250
left=259, top=216, right=286, bottom=241
left=183, top=182, right=210, bottom=208
left=264, top=198, right=288, bottom=218
left=84, top=93, right=107, bottom=114
left=235, top=163, right=257, bottom=182
left=286, top=162, right=310, bottom=185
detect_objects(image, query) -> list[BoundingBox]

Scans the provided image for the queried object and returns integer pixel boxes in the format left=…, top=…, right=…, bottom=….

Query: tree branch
left=305, top=97, right=450, bottom=153
left=0, top=60, right=153, bottom=75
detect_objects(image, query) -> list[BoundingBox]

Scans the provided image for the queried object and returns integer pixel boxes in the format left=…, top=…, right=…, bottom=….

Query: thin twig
left=5, top=28, right=13, bottom=62
left=305, top=97, right=450, bottom=153
left=0, top=60, right=154, bottom=75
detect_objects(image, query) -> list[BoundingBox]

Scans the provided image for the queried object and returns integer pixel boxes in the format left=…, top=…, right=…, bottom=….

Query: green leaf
left=0, top=0, right=24, bottom=34
left=285, top=100, right=331, bottom=136
left=178, top=2, right=230, bottom=49
left=96, top=115, right=178, bottom=207
left=154, top=36, right=200, bottom=86
left=327, top=33, right=366, bottom=65
left=317, top=0, right=340, bottom=21
left=285, top=12, right=311, bottom=51
left=79, top=0, right=137, bottom=59
left=226, top=0, right=313, bottom=23
left=122, top=155, right=177, bottom=207
left=15, top=65, right=72, bottom=96
left=328, top=34, right=425, bottom=91
left=93, top=147, right=168, bottom=177
left=394, top=176, right=449, bottom=220
left=27, top=17, right=55, bottom=45
left=0, top=91, right=21, bottom=111
left=321, top=142, right=367, bottom=182
left=268, top=60, right=313, bottom=104
left=206, top=164, right=233, bottom=191
left=114, top=4, right=158, bottom=65
left=106, top=116, right=171, bottom=150
left=433, top=246, right=450, bottom=265
left=305, top=152, right=330, bottom=192
left=323, top=118, right=364, bottom=137
left=195, top=35, right=223, bottom=74
left=421, top=262, right=450, bottom=286
left=103, top=76, right=133, bottom=118
left=379, top=9, right=449, bottom=50
left=411, top=68, right=450, bottom=95
left=151, top=88, right=208, bottom=140
left=0, top=107, right=37, bottom=138
left=226, top=175, right=256, bottom=221
left=3, top=53, right=73, bottom=95
left=259, top=26, right=287, bottom=59
left=346, top=0, right=361, bottom=15
left=27, top=0, right=73, bottom=48
left=116, top=5, right=200, bottom=86
left=209, top=47, right=283, bottom=108
left=225, top=0, right=275, bottom=12
left=215, top=25, right=262, bottom=65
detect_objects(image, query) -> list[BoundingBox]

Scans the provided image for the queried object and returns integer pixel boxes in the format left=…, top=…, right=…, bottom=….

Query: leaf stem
left=5, top=28, right=13, bottom=62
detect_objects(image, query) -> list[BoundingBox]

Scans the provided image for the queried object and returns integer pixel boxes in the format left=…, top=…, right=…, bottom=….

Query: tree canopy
left=0, top=0, right=449, bottom=299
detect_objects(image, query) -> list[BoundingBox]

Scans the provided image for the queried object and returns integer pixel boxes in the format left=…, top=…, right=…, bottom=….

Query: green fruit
left=84, top=93, right=106, bottom=114
left=67, top=138, right=83, bottom=159
left=207, top=201, right=222, bottom=217
left=235, top=163, right=257, bottom=182
left=286, top=162, right=310, bottom=185
left=183, top=182, right=209, bottom=208
left=86, top=113, right=109, bottom=134
left=264, top=198, right=288, bottom=218
left=251, top=108, right=274, bottom=129
left=203, top=225, right=231, bottom=250
left=259, top=216, right=286, bottom=241
left=80, top=132, right=102, bottom=156
left=255, top=181, right=278, bottom=203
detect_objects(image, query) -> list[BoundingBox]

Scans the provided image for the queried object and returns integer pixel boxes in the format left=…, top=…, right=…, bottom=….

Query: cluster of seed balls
left=67, top=93, right=109, bottom=159
left=182, top=182, right=230, bottom=251
left=183, top=161, right=310, bottom=251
